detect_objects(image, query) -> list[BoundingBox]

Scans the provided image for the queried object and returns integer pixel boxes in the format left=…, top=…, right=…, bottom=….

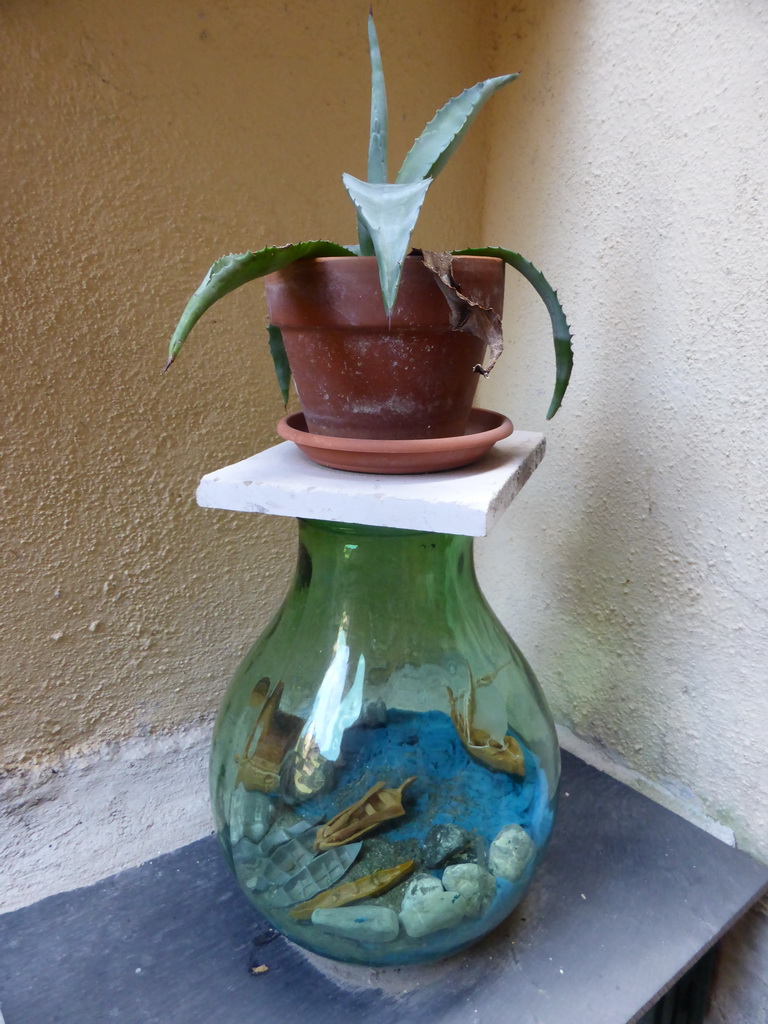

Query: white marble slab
left=196, top=431, right=545, bottom=536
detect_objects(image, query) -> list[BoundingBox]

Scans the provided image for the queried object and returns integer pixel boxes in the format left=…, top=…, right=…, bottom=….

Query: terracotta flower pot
left=264, top=255, right=505, bottom=441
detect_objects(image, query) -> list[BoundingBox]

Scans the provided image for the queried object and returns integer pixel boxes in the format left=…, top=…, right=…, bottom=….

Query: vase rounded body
left=264, top=255, right=505, bottom=441
left=210, top=519, right=559, bottom=967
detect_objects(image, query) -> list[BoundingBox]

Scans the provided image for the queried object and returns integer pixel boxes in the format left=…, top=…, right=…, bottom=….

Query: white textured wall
left=475, top=0, right=768, bottom=1015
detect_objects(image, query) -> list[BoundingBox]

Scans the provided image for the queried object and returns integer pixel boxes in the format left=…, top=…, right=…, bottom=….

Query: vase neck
left=294, top=518, right=478, bottom=612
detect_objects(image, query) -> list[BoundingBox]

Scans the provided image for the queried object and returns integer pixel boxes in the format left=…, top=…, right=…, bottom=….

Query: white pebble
left=442, top=863, right=495, bottom=916
left=229, top=786, right=275, bottom=845
left=311, top=905, right=399, bottom=942
left=488, top=824, right=536, bottom=882
left=399, top=874, right=468, bottom=938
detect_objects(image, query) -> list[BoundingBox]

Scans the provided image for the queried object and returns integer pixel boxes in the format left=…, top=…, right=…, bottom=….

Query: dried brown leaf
left=420, top=250, right=504, bottom=375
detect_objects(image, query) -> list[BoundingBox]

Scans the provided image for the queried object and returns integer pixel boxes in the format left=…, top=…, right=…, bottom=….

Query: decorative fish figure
left=447, top=672, right=525, bottom=777
left=314, top=776, right=416, bottom=852
left=235, top=679, right=304, bottom=793
left=290, top=859, right=415, bottom=920
left=259, top=814, right=320, bottom=856
left=268, top=842, right=363, bottom=908
left=243, top=816, right=324, bottom=892
left=259, top=832, right=317, bottom=887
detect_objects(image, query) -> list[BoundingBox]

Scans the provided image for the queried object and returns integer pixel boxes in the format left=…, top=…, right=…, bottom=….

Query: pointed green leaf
left=267, top=323, right=291, bottom=406
left=343, top=173, right=431, bottom=315
left=357, top=11, right=389, bottom=256
left=165, top=240, right=356, bottom=369
left=356, top=217, right=375, bottom=257
left=397, top=74, right=518, bottom=184
left=367, top=12, right=388, bottom=185
left=454, top=246, right=573, bottom=419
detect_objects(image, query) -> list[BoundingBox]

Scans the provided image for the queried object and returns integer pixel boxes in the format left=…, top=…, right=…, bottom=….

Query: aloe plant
left=165, top=13, right=573, bottom=420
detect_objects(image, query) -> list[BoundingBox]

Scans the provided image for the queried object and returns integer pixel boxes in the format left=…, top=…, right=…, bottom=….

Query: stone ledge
left=0, top=721, right=213, bottom=913
left=196, top=431, right=546, bottom=537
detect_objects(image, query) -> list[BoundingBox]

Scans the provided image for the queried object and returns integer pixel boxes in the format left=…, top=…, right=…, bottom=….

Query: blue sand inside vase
left=230, top=708, right=554, bottom=965
left=298, top=708, right=552, bottom=847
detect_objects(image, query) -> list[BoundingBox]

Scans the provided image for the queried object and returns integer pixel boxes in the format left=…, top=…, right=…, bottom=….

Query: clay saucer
left=276, top=408, right=513, bottom=474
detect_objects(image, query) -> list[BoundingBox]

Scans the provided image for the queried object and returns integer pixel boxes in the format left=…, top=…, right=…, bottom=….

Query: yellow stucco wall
left=1, top=0, right=494, bottom=766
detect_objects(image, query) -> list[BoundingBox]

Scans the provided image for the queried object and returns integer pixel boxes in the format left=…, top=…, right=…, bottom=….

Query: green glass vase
left=210, top=518, right=559, bottom=966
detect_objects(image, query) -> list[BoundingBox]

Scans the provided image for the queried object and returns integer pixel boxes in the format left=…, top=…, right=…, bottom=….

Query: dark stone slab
left=1, top=751, right=766, bottom=1024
